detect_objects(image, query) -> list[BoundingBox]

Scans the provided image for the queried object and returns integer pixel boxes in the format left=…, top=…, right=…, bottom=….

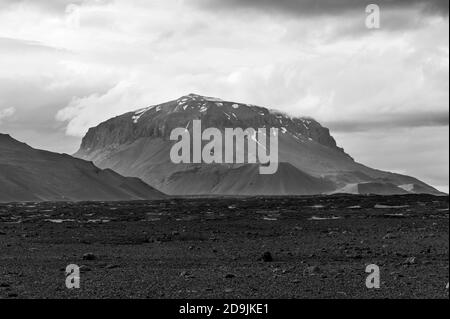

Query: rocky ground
left=0, top=194, right=448, bottom=299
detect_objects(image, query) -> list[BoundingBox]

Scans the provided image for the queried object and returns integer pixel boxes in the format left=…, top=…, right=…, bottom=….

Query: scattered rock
left=180, top=271, right=194, bottom=279
left=306, top=266, right=321, bottom=275
left=80, top=265, right=92, bottom=273
left=106, top=264, right=120, bottom=269
left=403, top=257, right=417, bottom=265
left=383, top=233, right=398, bottom=240
left=259, top=252, right=273, bottom=262
left=83, top=253, right=97, bottom=261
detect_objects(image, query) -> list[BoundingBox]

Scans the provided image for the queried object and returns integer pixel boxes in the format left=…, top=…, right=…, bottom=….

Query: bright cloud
left=0, top=107, right=15, bottom=122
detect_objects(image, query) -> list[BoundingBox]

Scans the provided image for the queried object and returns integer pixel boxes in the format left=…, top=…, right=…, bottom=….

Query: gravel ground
left=0, top=194, right=448, bottom=299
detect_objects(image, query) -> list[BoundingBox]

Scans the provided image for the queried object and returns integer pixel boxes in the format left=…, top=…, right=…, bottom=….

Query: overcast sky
left=0, top=0, right=448, bottom=192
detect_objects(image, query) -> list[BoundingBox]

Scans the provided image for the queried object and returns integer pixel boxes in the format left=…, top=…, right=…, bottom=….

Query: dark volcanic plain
left=0, top=194, right=448, bottom=299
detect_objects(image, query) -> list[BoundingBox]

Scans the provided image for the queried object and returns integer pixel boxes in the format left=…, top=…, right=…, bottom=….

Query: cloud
left=55, top=81, right=144, bottom=137
left=195, top=0, right=449, bottom=17
left=42, top=1, right=447, bottom=140
left=0, top=36, right=66, bottom=53
left=0, top=107, right=15, bottom=122
left=326, top=111, right=449, bottom=132
left=0, top=0, right=111, bottom=12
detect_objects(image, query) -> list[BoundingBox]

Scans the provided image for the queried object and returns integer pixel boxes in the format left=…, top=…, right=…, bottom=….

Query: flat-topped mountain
left=0, top=134, right=165, bottom=202
left=74, top=94, right=443, bottom=196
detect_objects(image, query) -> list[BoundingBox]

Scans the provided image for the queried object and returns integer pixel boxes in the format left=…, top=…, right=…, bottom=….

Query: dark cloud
left=326, top=110, right=449, bottom=133
left=195, top=0, right=449, bottom=17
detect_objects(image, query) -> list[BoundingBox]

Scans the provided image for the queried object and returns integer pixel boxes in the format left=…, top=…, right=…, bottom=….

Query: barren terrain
left=0, top=194, right=448, bottom=299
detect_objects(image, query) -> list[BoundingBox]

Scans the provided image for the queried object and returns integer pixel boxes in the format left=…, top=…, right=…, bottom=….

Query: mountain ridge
left=0, top=133, right=166, bottom=203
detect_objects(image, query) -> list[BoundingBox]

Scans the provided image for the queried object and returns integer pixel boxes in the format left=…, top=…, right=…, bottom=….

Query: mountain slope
left=164, top=162, right=335, bottom=196
left=0, top=134, right=166, bottom=202
left=74, top=94, right=442, bottom=196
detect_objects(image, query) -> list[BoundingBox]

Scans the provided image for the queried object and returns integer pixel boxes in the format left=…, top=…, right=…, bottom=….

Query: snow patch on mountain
left=132, top=105, right=155, bottom=123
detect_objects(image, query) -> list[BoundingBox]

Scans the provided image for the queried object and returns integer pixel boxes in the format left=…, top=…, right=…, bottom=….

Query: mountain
left=0, top=134, right=165, bottom=203
left=74, top=93, right=443, bottom=196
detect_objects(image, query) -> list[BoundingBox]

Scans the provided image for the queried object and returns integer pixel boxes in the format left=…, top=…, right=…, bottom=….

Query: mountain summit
left=75, top=94, right=442, bottom=196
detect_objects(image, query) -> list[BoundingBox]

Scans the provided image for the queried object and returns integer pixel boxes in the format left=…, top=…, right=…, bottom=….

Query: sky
left=0, top=0, right=448, bottom=192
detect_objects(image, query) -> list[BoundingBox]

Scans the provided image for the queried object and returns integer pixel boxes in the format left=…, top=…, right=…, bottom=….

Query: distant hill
left=0, top=134, right=165, bottom=202
left=74, top=94, right=443, bottom=196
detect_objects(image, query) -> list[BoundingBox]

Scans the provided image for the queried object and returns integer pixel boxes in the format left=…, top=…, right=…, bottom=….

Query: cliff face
left=75, top=94, right=442, bottom=196
left=0, top=134, right=166, bottom=203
